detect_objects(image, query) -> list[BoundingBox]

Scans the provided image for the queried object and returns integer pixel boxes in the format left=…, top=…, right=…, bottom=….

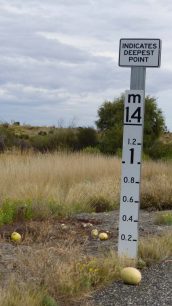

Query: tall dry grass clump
left=0, top=282, right=46, bottom=306
left=0, top=152, right=120, bottom=220
left=0, top=152, right=171, bottom=222
left=139, top=232, right=172, bottom=265
left=141, top=160, right=172, bottom=210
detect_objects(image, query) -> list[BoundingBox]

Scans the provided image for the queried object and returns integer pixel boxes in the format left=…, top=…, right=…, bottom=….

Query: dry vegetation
left=0, top=152, right=171, bottom=224
left=0, top=152, right=172, bottom=305
left=0, top=231, right=171, bottom=306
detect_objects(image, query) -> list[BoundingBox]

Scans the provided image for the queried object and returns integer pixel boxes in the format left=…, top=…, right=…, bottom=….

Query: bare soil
left=0, top=209, right=171, bottom=304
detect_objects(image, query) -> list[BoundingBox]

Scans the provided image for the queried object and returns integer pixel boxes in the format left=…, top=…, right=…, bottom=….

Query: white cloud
left=0, top=0, right=171, bottom=130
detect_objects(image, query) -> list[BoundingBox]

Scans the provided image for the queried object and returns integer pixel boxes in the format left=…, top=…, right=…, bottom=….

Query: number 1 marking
left=129, top=148, right=134, bottom=164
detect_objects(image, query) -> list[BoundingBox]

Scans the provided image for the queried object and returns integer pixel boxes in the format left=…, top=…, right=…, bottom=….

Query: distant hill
left=0, top=122, right=172, bottom=159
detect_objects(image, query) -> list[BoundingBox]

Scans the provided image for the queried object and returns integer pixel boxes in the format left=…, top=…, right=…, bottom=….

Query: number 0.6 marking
left=123, top=196, right=133, bottom=203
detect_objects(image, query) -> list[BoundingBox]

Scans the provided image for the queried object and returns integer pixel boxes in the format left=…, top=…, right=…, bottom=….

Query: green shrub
left=31, top=129, right=78, bottom=153
left=41, top=295, right=59, bottom=306
left=77, top=127, right=98, bottom=150
left=0, top=199, right=34, bottom=225
left=0, top=200, right=17, bottom=224
left=82, top=146, right=101, bottom=154
left=0, top=126, right=17, bottom=150
left=38, top=131, right=47, bottom=136
left=13, top=121, right=20, bottom=126
left=147, top=140, right=172, bottom=160
left=154, top=212, right=172, bottom=225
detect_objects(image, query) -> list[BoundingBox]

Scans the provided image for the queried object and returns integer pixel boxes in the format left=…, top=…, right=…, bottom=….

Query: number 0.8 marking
left=123, top=176, right=135, bottom=183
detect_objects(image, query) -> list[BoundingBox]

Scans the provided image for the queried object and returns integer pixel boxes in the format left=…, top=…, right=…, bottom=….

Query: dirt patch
left=0, top=209, right=171, bottom=298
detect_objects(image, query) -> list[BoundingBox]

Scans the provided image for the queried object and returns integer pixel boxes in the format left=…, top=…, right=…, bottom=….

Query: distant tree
left=77, top=127, right=98, bottom=150
left=96, top=94, right=166, bottom=154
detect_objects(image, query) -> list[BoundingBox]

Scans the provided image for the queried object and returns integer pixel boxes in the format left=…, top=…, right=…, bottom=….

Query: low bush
left=154, top=212, right=172, bottom=225
left=147, top=140, right=172, bottom=160
left=77, top=127, right=98, bottom=150
left=82, top=146, right=101, bottom=155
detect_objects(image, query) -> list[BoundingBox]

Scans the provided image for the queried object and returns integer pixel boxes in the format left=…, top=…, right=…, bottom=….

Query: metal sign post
left=118, top=39, right=161, bottom=258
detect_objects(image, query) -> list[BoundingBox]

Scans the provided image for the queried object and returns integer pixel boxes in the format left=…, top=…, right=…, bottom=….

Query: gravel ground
left=72, top=210, right=171, bottom=256
left=72, top=210, right=172, bottom=306
left=86, top=259, right=172, bottom=306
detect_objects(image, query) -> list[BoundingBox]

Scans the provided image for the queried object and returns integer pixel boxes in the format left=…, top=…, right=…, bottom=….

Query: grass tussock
left=0, top=152, right=171, bottom=223
left=0, top=281, right=58, bottom=306
left=138, top=232, right=172, bottom=265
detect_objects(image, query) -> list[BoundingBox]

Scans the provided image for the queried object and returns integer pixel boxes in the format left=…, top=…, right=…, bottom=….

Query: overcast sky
left=0, top=0, right=172, bottom=130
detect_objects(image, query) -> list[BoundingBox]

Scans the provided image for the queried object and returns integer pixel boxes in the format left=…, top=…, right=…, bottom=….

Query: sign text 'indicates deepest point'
left=118, top=90, right=145, bottom=258
left=119, top=38, right=161, bottom=67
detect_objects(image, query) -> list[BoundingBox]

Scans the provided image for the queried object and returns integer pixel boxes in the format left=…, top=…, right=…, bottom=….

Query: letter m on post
left=128, top=94, right=141, bottom=103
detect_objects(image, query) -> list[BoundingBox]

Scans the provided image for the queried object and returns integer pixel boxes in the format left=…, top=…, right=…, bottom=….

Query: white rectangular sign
left=118, top=90, right=145, bottom=258
left=119, top=38, right=161, bottom=67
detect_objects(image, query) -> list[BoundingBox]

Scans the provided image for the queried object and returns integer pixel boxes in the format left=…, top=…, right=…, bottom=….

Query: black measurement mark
left=129, top=148, right=134, bottom=164
left=133, top=239, right=137, bottom=242
left=135, top=181, right=140, bottom=184
left=134, top=201, right=139, bottom=203
left=134, top=220, right=138, bottom=222
left=137, top=142, right=141, bottom=145
left=122, top=161, right=125, bottom=164
left=137, top=162, right=141, bottom=164
left=124, top=123, right=142, bottom=126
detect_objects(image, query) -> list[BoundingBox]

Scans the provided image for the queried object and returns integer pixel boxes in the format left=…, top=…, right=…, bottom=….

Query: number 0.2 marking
left=121, top=234, right=132, bottom=241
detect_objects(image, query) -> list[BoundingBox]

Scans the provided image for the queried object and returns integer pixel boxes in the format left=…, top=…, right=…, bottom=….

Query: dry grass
left=0, top=151, right=171, bottom=305
left=0, top=282, right=47, bottom=306
left=13, top=240, right=134, bottom=304
left=0, top=232, right=171, bottom=305
left=138, top=232, right=172, bottom=265
left=0, top=152, right=120, bottom=220
left=141, top=160, right=172, bottom=210
left=0, top=152, right=172, bottom=223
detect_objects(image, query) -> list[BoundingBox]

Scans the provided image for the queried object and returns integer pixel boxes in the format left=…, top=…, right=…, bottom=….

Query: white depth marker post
left=118, top=38, right=161, bottom=258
